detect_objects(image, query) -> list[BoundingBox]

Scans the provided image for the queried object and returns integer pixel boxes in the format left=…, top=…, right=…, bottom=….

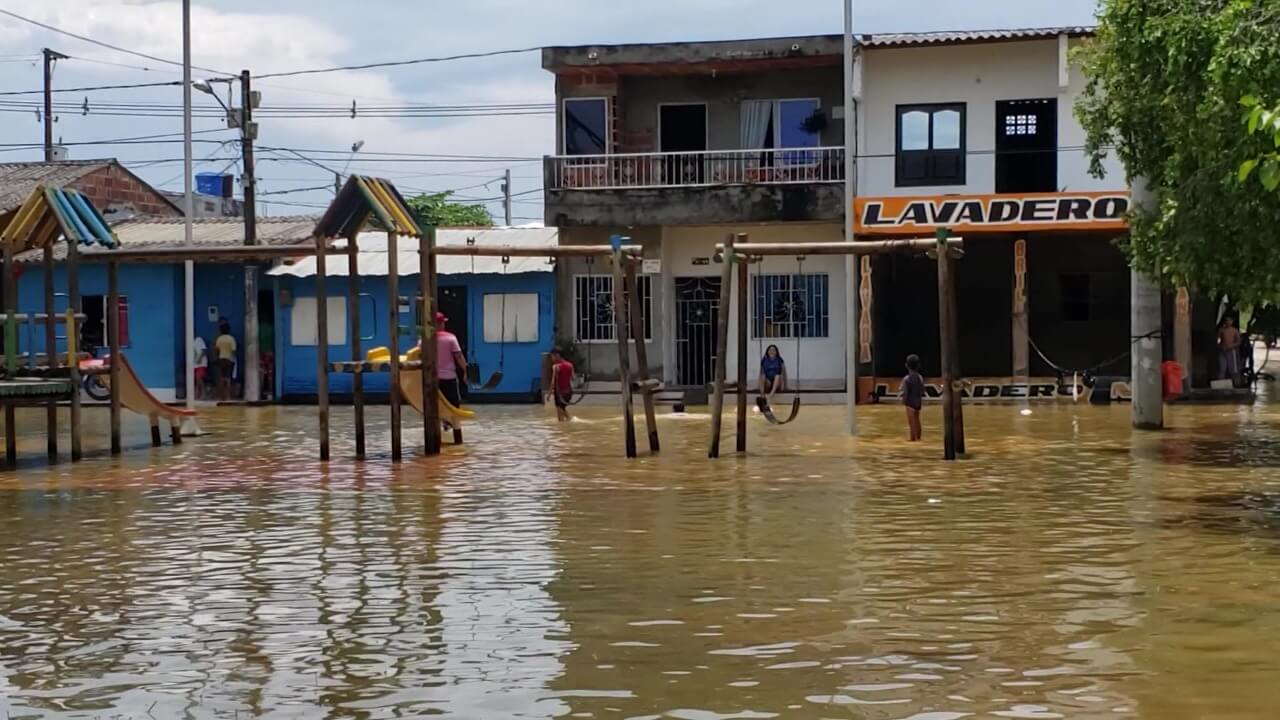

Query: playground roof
left=0, top=185, right=117, bottom=254
left=313, top=175, right=422, bottom=240
left=269, top=226, right=559, bottom=278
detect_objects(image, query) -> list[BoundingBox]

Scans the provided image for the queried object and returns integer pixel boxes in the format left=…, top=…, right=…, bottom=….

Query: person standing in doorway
left=1218, top=316, right=1242, bottom=382
left=215, top=320, right=237, bottom=401
left=192, top=333, right=209, bottom=400
left=902, top=354, right=925, bottom=442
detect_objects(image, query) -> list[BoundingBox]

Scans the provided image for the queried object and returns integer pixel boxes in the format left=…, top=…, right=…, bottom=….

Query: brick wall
left=73, top=165, right=180, bottom=219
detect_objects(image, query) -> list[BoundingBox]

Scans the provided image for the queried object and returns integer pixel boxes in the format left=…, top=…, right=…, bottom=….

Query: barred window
left=575, top=274, right=653, bottom=341
left=752, top=273, right=829, bottom=338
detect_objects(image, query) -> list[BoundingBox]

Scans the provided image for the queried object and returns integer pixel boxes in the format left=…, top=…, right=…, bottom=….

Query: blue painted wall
left=275, top=271, right=555, bottom=400
left=194, top=263, right=248, bottom=373
left=15, top=263, right=182, bottom=391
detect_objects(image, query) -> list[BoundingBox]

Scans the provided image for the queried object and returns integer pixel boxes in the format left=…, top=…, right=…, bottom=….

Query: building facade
left=543, top=28, right=1215, bottom=401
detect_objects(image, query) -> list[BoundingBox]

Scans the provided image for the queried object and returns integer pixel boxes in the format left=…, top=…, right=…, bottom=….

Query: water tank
left=195, top=172, right=233, bottom=198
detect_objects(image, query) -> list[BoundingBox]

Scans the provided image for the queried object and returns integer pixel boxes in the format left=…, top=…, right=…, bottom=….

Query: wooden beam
left=625, top=258, right=659, bottom=453
left=714, top=238, right=963, bottom=257
left=422, top=227, right=442, bottom=455
left=735, top=233, right=749, bottom=454
left=431, top=244, right=643, bottom=258
left=611, top=242, right=636, bottom=458
left=315, top=234, right=330, bottom=461
left=708, top=233, right=736, bottom=459
left=107, top=261, right=121, bottom=455
left=43, top=244, right=56, bottom=461
left=935, top=229, right=957, bottom=461
left=347, top=232, right=365, bottom=459
left=387, top=231, right=402, bottom=462
left=77, top=244, right=321, bottom=264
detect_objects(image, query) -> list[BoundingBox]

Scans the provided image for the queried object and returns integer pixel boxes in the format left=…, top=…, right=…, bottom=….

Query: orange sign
left=854, top=191, right=1129, bottom=235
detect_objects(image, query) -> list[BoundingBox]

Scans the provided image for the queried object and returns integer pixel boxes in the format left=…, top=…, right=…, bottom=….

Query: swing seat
left=475, top=371, right=503, bottom=391
left=757, top=394, right=801, bottom=425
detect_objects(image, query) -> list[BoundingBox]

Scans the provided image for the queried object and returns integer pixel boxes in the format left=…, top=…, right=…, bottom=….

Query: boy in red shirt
left=547, top=348, right=575, bottom=422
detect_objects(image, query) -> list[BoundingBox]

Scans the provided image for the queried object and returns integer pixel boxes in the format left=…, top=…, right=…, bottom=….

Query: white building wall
left=664, top=223, right=847, bottom=387
left=857, top=37, right=1124, bottom=197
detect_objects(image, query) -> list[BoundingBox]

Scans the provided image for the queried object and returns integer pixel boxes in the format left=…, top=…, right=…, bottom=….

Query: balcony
left=544, top=147, right=848, bottom=227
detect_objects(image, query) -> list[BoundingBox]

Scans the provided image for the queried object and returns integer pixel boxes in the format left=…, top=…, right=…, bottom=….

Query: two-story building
left=543, top=28, right=1216, bottom=402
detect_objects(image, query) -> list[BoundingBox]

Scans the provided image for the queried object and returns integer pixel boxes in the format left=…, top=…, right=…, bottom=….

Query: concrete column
left=1174, top=288, right=1192, bottom=391
left=1130, top=179, right=1163, bottom=429
left=1012, top=238, right=1029, bottom=378
left=660, top=227, right=677, bottom=385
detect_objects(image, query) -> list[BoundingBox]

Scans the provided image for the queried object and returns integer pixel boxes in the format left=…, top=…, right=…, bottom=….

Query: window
left=751, top=274, right=830, bottom=338
left=290, top=297, right=347, bottom=346
left=1060, top=274, right=1091, bottom=322
left=81, top=295, right=130, bottom=349
left=896, top=103, right=965, bottom=187
left=1003, top=113, right=1038, bottom=136
left=564, top=97, right=609, bottom=156
left=483, top=293, right=539, bottom=343
left=575, top=274, right=653, bottom=342
left=740, top=99, right=821, bottom=149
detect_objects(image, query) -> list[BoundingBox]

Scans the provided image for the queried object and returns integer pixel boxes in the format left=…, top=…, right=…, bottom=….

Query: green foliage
left=1239, top=95, right=1280, bottom=192
left=404, top=191, right=492, bottom=228
left=1075, top=0, right=1280, bottom=307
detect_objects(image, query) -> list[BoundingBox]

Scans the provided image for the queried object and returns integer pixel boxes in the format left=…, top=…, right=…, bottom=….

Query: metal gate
left=675, top=276, right=721, bottom=387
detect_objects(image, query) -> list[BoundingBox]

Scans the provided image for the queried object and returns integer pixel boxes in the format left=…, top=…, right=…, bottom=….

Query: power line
left=0, top=80, right=183, bottom=96
left=0, top=127, right=229, bottom=152
left=252, top=47, right=541, bottom=80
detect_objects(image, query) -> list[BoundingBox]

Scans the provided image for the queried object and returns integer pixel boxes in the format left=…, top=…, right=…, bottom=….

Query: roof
left=0, top=161, right=108, bottom=215
left=313, top=175, right=422, bottom=239
left=14, top=215, right=316, bottom=263
left=860, top=26, right=1095, bottom=48
left=269, top=226, right=559, bottom=278
left=1, top=186, right=117, bottom=253
left=543, top=26, right=1096, bottom=73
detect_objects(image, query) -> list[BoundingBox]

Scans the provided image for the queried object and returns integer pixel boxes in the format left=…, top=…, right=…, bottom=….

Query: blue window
left=752, top=273, right=829, bottom=338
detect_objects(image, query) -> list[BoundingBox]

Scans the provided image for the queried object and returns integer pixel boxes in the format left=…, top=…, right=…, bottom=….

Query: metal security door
left=675, top=276, right=721, bottom=386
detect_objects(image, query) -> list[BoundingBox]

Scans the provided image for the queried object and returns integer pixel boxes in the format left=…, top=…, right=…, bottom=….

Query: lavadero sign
left=859, top=377, right=1133, bottom=403
left=854, top=191, right=1129, bottom=235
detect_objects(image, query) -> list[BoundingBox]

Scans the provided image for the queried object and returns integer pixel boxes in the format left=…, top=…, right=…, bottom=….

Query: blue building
left=13, top=216, right=314, bottom=400
left=269, top=227, right=558, bottom=402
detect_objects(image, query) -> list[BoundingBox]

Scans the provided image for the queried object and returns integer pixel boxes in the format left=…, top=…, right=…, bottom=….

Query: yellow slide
left=366, top=346, right=475, bottom=424
left=81, top=353, right=198, bottom=421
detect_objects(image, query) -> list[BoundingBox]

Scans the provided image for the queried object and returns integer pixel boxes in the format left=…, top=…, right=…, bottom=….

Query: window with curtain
left=740, top=99, right=822, bottom=170
left=290, top=297, right=348, bottom=346
left=564, top=98, right=609, bottom=156
left=896, top=103, right=965, bottom=186
left=751, top=274, right=830, bottom=338
left=483, top=293, right=539, bottom=343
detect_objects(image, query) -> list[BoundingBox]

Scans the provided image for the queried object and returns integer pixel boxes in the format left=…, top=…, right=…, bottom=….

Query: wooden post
left=149, top=416, right=162, bottom=447
left=170, top=421, right=182, bottom=445
left=107, top=261, right=121, bottom=455
left=1011, top=239, right=1029, bottom=379
left=387, top=231, right=402, bottom=462
left=611, top=241, right=636, bottom=458
left=4, top=242, right=16, bottom=468
left=708, top=233, right=735, bottom=459
left=735, top=233, right=749, bottom=454
left=66, top=236, right=81, bottom=462
left=347, top=231, right=365, bottom=459
left=1174, top=288, right=1192, bottom=393
left=947, top=244, right=965, bottom=455
left=43, top=244, right=56, bottom=460
left=625, top=257, right=659, bottom=453
left=316, top=235, right=330, bottom=461
left=935, top=228, right=957, bottom=461
left=421, top=227, right=442, bottom=456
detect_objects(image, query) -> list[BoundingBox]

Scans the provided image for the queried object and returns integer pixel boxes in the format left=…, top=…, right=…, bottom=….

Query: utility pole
left=335, top=173, right=342, bottom=195
left=842, top=0, right=859, bottom=435
left=240, top=69, right=261, bottom=403
left=502, top=168, right=512, bottom=226
left=42, top=48, right=67, bottom=161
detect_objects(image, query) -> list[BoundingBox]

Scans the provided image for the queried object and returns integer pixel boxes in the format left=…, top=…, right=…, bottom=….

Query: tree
left=404, top=191, right=492, bottom=228
left=1076, top=0, right=1280, bottom=307
left=1240, top=95, right=1280, bottom=194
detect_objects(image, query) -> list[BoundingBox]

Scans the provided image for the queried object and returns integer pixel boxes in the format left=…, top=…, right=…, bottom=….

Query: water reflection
left=0, top=400, right=1278, bottom=718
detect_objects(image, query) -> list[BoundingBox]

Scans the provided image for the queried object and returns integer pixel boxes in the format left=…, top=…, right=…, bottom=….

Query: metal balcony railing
left=546, top=147, right=846, bottom=190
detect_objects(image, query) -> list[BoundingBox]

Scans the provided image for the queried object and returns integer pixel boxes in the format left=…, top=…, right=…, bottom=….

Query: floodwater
left=2, top=395, right=1280, bottom=719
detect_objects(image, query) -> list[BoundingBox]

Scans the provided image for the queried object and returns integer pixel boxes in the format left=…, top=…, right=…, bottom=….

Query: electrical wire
left=251, top=47, right=541, bottom=80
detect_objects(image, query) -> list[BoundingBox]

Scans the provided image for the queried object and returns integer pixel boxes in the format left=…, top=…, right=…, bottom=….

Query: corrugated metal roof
left=861, top=26, right=1094, bottom=48
left=269, top=226, right=558, bottom=278
left=14, top=215, right=316, bottom=263
left=0, top=161, right=108, bottom=215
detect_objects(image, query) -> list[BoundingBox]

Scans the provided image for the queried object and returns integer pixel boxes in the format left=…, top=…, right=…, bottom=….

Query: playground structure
left=707, top=230, right=968, bottom=461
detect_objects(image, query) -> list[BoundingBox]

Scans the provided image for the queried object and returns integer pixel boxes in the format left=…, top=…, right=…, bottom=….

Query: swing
left=755, top=254, right=803, bottom=425
left=475, top=253, right=508, bottom=390
left=566, top=256, right=595, bottom=405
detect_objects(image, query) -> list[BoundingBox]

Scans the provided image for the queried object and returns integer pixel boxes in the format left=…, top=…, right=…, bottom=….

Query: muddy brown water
left=1, top=399, right=1279, bottom=719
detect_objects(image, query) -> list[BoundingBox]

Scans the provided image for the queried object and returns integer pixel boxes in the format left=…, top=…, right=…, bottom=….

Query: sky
left=0, top=0, right=1097, bottom=223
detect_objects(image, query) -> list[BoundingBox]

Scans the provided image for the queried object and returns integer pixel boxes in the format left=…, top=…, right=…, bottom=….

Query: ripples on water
left=1, top=400, right=1280, bottom=718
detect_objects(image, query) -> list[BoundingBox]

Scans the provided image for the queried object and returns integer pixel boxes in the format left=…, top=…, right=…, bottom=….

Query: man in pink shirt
left=434, top=312, right=469, bottom=408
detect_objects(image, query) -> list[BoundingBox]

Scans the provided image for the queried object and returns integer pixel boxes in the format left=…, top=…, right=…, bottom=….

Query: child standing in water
left=547, top=348, right=575, bottom=422
left=902, top=354, right=924, bottom=441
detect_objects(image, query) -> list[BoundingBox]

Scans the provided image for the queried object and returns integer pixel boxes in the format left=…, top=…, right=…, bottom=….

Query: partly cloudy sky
left=0, top=0, right=1096, bottom=222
